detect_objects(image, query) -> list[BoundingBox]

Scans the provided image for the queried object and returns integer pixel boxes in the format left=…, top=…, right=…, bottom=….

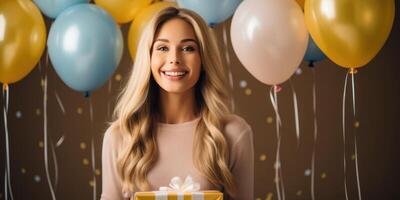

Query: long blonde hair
left=110, top=7, right=236, bottom=197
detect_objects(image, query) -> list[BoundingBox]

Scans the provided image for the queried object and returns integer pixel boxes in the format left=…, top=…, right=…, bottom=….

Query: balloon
left=128, top=2, right=176, bottom=59
left=47, top=4, right=123, bottom=93
left=94, top=0, right=153, bottom=24
left=304, top=35, right=325, bottom=64
left=295, top=0, right=305, bottom=9
left=177, top=0, right=241, bottom=26
left=33, top=0, right=89, bottom=19
left=305, top=0, right=395, bottom=68
left=231, top=0, right=308, bottom=85
left=0, top=0, right=46, bottom=85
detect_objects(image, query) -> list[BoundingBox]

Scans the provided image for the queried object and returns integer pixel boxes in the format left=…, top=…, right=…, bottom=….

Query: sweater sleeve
left=101, top=126, right=128, bottom=200
left=228, top=126, right=255, bottom=200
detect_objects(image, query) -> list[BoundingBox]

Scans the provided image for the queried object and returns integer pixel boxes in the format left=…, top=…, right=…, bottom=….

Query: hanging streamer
left=289, top=80, right=300, bottom=147
left=269, top=86, right=285, bottom=200
left=351, top=71, right=362, bottom=200
left=342, top=72, right=350, bottom=200
left=88, top=98, right=97, bottom=200
left=222, top=23, right=235, bottom=112
left=3, top=84, right=14, bottom=200
left=310, top=68, right=317, bottom=200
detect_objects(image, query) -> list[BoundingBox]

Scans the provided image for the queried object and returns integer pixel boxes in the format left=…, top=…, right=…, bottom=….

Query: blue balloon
left=33, top=0, right=90, bottom=19
left=47, top=4, right=123, bottom=93
left=304, top=34, right=326, bottom=64
left=177, top=0, right=242, bottom=26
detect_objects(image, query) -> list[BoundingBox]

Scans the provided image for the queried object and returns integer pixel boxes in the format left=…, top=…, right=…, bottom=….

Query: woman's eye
left=182, top=46, right=195, bottom=52
left=157, top=46, right=168, bottom=51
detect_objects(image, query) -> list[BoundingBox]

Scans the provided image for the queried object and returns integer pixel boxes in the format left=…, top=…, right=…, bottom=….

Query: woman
left=101, top=7, right=254, bottom=200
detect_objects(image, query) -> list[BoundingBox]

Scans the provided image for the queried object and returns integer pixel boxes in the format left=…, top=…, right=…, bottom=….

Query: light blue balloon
left=177, top=0, right=242, bottom=26
left=304, top=34, right=326, bottom=64
left=47, top=4, right=123, bottom=93
left=33, top=0, right=90, bottom=19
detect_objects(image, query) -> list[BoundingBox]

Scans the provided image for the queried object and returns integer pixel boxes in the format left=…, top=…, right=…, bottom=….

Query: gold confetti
left=38, top=141, right=44, bottom=148
left=351, top=154, right=356, bottom=160
left=115, top=74, right=122, bottom=81
left=83, top=158, right=90, bottom=166
left=266, top=192, right=273, bottom=200
left=95, top=169, right=101, bottom=176
left=77, top=107, right=83, bottom=115
left=244, top=88, right=252, bottom=96
left=89, top=180, right=95, bottom=187
left=296, top=190, right=303, bottom=196
left=354, top=121, right=360, bottom=128
left=80, top=142, right=87, bottom=150
left=266, top=116, right=273, bottom=124
left=321, top=172, right=327, bottom=179
left=256, top=198, right=262, bottom=200
left=40, top=79, right=45, bottom=87
left=259, top=154, right=267, bottom=161
left=21, top=168, right=26, bottom=174
left=36, top=108, right=41, bottom=116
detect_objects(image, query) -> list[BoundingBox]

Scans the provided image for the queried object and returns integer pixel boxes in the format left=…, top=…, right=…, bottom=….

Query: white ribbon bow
left=159, top=176, right=200, bottom=192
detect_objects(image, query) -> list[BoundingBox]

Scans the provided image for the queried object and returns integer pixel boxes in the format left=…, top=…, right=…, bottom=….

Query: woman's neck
left=158, top=88, right=198, bottom=124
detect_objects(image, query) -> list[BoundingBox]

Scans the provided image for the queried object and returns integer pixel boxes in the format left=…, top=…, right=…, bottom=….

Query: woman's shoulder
left=223, top=114, right=253, bottom=144
left=102, top=123, right=124, bottom=149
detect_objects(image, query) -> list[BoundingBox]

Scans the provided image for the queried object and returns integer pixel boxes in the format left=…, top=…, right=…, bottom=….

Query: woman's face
left=151, top=17, right=201, bottom=94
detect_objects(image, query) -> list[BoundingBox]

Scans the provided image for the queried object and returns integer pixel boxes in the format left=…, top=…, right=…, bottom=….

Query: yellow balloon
left=296, top=0, right=305, bottom=9
left=305, top=0, right=395, bottom=68
left=128, top=2, right=176, bottom=60
left=0, top=0, right=46, bottom=85
left=95, top=0, right=153, bottom=24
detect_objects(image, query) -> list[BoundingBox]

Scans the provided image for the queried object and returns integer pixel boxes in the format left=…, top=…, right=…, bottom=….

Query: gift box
left=134, top=190, right=223, bottom=200
left=134, top=176, right=223, bottom=200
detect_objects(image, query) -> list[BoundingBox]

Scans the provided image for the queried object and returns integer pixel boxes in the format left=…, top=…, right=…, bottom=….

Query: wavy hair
left=110, top=7, right=236, bottom=197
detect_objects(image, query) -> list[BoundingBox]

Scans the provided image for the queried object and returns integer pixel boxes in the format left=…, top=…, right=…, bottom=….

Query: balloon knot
left=84, top=91, right=91, bottom=98
left=274, top=85, right=282, bottom=93
left=308, top=61, right=315, bottom=68
left=2, top=84, right=9, bottom=92
left=349, top=68, right=358, bottom=74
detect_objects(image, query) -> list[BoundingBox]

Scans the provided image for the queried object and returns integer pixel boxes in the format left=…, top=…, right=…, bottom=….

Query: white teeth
left=163, top=71, right=187, bottom=76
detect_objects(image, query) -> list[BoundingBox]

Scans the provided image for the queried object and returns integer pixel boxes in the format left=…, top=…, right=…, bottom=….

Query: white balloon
left=231, top=0, right=308, bottom=85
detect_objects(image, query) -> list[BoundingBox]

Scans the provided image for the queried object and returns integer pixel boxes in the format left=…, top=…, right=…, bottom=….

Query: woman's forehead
left=154, top=18, right=198, bottom=43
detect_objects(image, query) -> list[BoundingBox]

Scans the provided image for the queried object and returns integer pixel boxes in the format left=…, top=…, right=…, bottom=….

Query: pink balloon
left=231, top=0, right=308, bottom=85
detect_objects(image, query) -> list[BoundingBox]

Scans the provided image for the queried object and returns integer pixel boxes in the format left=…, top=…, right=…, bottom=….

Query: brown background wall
left=1, top=1, right=399, bottom=199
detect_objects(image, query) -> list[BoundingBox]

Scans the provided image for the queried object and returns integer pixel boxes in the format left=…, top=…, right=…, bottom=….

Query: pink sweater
left=101, top=114, right=254, bottom=200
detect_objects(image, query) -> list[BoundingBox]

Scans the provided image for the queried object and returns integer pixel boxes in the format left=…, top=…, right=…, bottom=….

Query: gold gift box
left=134, top=190, right=223, bottom=200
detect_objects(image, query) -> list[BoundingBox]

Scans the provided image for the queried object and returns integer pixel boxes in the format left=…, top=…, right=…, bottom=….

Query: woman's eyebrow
left=154, top=38, right=198, bottom=45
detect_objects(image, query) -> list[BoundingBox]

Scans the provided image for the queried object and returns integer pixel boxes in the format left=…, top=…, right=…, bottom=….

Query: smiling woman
left=101, top=7, right=254, bottom=200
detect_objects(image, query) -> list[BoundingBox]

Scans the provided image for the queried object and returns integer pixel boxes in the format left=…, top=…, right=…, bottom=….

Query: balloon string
left=107, top=79, right=112, bottom=117
left=351, top=71, right=362, bottom=200
left=269, top=86, right=285, bottom=200
left=342, top=72, right=349, bottom=200
left=289, top=79, right=300, bottom=148
left=89, top=98, right=97, bottom=200
left=310, top=68, right=318, bottom=200
left=3, top=84, right=14, bottom=200
left=43, top=75, right=57, bottom=200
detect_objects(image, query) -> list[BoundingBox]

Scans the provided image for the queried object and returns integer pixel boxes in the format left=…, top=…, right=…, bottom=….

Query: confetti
left=80, top=142, right=87, bottom=150
left=83, top=158, right=90, bottom=166
left=266, top=116, right=273, bottom=124
left=115, top=74, right=122, bottom=81
left=244, top=88, right=252, bottom=96
left=34, top=175, right=41, bottom=182
left=296, top=68, right=302, bottom=75
left=321, top=172, right=327, bottom=179
left=77, top=107, right=83, bottom=115
left=95, top=169, right=101, bottom=176
left=256, top=198, right=262, bottom=200
left=36, top=108, right=41, bottom=116
left=351, top=154, right=356, bottom=160
left=259, top=154, right=267, bottom=161
left=89, top=180, right=95, bottom=187
left=21, top=168, right=26, bottom=174
left=38, top=141, right=44, bottom=148
left=239, top=80, right=247, bottom=88
left=296, top=190, right=303, bottom=196
left=304, top=169, right=311, bottom=176
left=15, top=111, right=22, bottom=119
left=266, top=193, right=273, bottom=200
left=354, top=121, right=360, bottom=128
